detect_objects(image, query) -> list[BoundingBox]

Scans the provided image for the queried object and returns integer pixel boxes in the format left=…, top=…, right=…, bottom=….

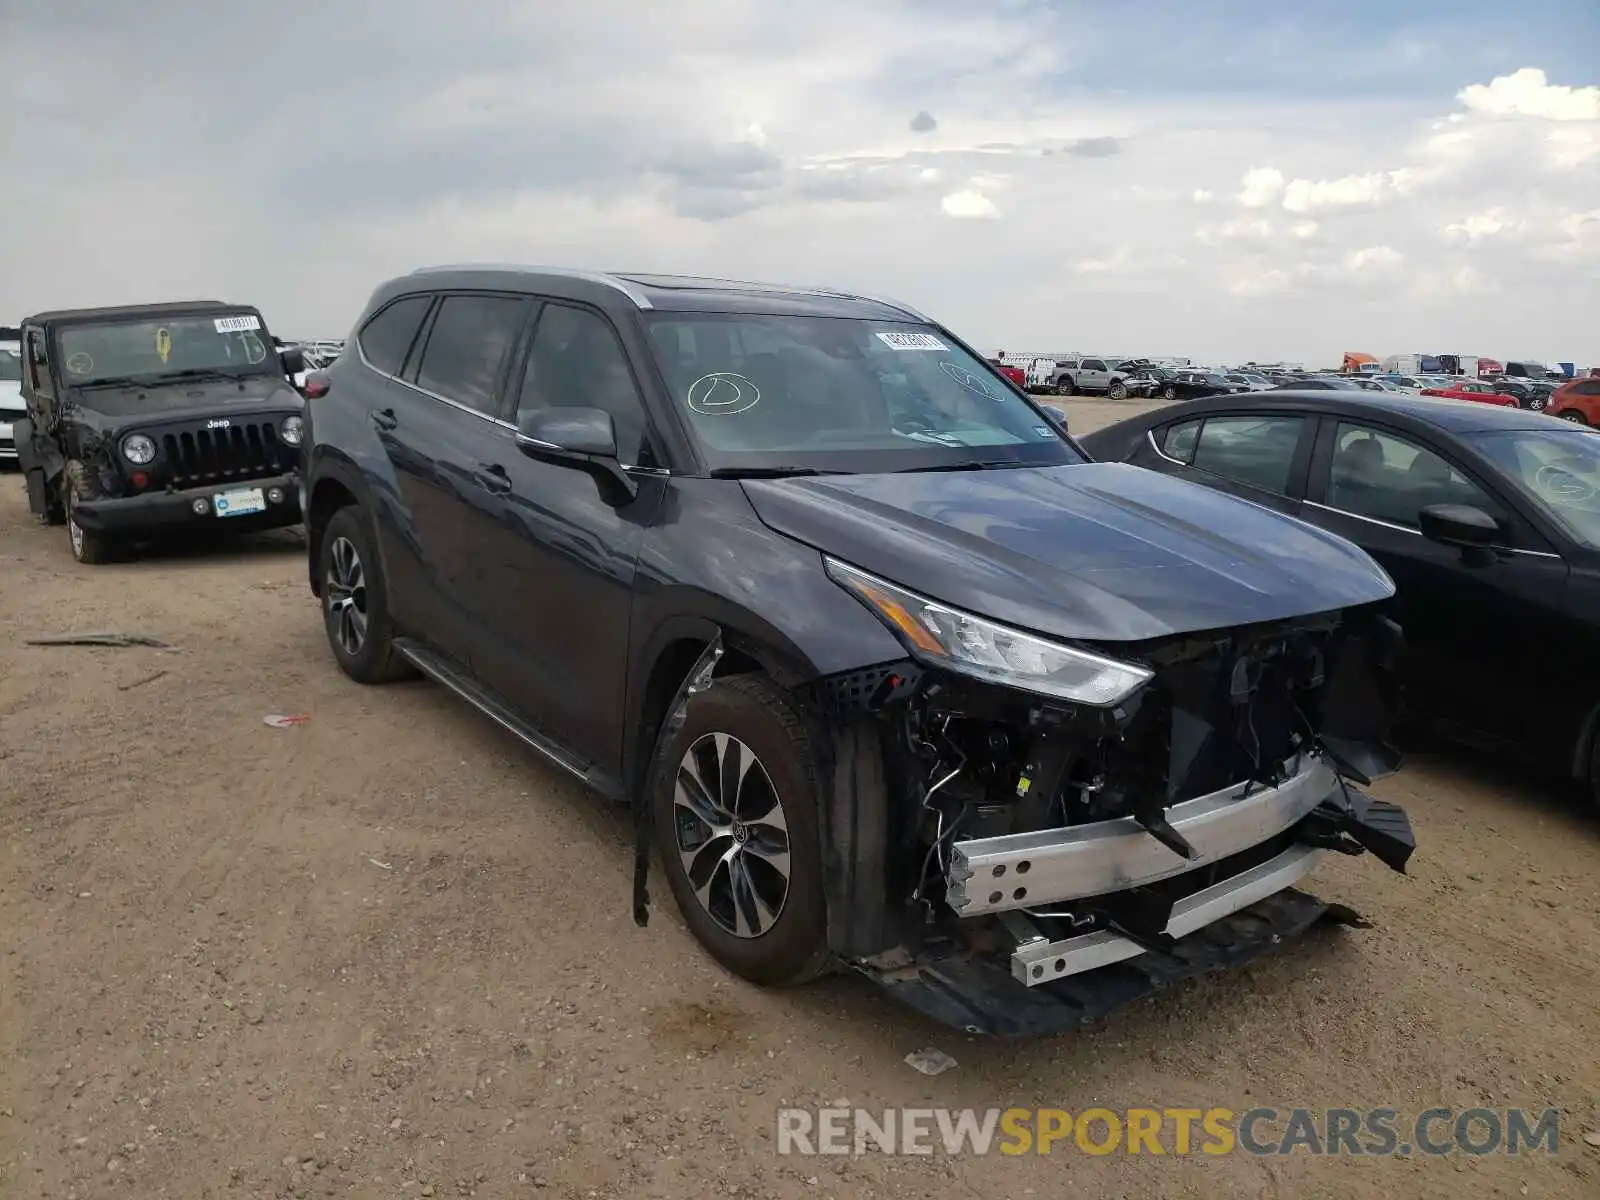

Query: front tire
left=649, top=674, right=830, bottom=986
left=64, top=461, right=116, bottom=564
left=1162, top=384, right=1177, bottom=401
left=1558, top=410, right=1588, bottom=425
left=318, top=506, right=414, bottom=684
left=1108, top=381, right=1128, bottom=400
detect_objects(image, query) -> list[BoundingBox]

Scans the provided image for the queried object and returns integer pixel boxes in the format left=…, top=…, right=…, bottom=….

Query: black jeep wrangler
left=12, top=301, right=308, bottom=563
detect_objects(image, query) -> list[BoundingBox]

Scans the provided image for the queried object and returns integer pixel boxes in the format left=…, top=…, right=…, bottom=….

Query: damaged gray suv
left=304, top=267, right=1415, bottom=1035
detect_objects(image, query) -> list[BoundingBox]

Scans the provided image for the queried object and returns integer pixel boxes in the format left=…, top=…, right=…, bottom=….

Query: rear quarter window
left=358, top=295, right=433, bottom=378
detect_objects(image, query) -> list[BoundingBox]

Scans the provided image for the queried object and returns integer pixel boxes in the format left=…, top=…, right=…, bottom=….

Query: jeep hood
left=64, top=374, right=302, bottom=419
left=742, top=462, right=1395, bottom=644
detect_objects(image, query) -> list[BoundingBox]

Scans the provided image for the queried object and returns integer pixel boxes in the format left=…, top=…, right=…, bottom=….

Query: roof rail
left=407, top=264, right=654, bottom=309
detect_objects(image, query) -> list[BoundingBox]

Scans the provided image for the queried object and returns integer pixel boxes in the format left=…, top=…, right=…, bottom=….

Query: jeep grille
left=161, top=421, right=291, bottom=487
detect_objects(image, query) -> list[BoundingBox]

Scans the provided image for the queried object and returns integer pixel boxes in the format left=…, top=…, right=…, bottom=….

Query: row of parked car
left=4, top=273, right=1419, bottom=1036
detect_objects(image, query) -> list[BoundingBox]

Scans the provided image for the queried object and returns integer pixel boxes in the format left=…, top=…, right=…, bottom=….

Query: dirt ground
left=2, top=397, right=1598, bottom=1199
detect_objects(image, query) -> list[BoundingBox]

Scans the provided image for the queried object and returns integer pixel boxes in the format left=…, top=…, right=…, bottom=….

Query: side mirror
left=1420, top=503, right=1500, bottom=565
left=280, top=347, right=306, bottom=375
left=515, top=406, right=637, bottom=503
left=1039, top=403, right=1069, bottom=431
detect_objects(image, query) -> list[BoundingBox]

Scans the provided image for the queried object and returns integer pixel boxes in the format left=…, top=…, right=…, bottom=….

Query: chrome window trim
left=1147, top=427, right=1192, bottom=467
left=1302, top=500, right=1562, bottom=558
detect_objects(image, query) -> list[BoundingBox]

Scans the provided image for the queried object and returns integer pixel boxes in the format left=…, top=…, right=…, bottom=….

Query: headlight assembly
left=121, top=434, right=156, bottom=465
left=280, top=415, right=305, bottom=446
left=825, top=557, right=1153, bottom=706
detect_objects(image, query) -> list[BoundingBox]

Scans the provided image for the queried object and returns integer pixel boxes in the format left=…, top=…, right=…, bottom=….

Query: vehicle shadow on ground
left=1393, top=726, right=1598, bottom=829
left=114, top=525, right=308, bottom=569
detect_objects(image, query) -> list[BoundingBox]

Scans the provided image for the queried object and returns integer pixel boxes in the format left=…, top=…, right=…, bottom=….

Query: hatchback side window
left=1327, top=423, right=1508, bottom=534
left=1189, top=414, right=1305, bottom=494
left=357, top=295, right=433, bottom=378
left=415, top=295, right=529, bottom=415
left=516, top=304, right=653, bottom=466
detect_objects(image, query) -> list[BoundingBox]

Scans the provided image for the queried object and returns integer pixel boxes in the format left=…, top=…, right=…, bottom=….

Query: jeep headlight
left=825, top=557, right=1153, bottom=706
left=121, top=434, right=157, bottom=465
left=281, top=415, right=304, bottom=447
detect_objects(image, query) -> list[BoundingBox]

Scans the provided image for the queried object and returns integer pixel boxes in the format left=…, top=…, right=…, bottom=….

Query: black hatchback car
left=302, top=267, right=1413, bottom=1034
left=1081, top=389, right=1600, bottom=807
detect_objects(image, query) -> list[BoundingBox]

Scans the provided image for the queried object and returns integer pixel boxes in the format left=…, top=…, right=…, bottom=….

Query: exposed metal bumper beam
left=946, top=754, right=1338, bottom=916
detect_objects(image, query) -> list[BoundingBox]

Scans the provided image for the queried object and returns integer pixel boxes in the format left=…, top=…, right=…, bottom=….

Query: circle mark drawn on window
left=66, top=351, right=94, bottom=375
left=687, top=372, right=761, bottom=416
left=939, top=360, right=1000, bottom=401
left=1535, top=463, right=1595, bottom=504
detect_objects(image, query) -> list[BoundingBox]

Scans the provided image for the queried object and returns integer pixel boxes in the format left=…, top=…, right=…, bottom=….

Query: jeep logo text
left=205, top=418, right=231, bottom=430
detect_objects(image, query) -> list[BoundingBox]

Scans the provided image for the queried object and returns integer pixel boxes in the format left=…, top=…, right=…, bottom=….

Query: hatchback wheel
left=318, top=506, right=414, bottom=684
left=1559, top=411, right=1588, bottom=425
left=650, top=674, right=829, bottom=986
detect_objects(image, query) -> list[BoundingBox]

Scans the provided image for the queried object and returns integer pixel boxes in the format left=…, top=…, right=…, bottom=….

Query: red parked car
left=1419, top=379, right=1517, bottom=407
left=1546, top=377, right=1600, bottom=425
left=987, top=357, right=1027, bottom=387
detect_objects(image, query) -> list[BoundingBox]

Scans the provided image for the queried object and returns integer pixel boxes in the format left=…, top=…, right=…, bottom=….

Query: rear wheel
left=650, top=674, right=830, bottom=986
left=318, top=506, right=414, bottom=684
left=64, top=461, right=116, bottom=565
left=1054, top=378, right=1075, bottom=396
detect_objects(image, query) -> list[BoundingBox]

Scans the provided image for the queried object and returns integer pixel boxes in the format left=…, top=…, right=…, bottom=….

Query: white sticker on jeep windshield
left=874, top=331, right=946, bottom=352
left=214, top=315, right=262, bottom=333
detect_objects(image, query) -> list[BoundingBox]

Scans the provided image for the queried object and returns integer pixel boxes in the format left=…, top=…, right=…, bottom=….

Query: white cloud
left=1343, top=245, right=1404, bottom=273
left=1443, top=208, right=1523, bottom=243
left=1458, top=68, right=1600, bottom=122
left=1191, top=188, right=1214, bottom=203
left=1548, top=127, right=1600, bottom=169
left=1291, top=220, right=1319, bottom=239
left=1237, top=167, right=1285, bottom=208
left=940, top=189, right=998, bottom=219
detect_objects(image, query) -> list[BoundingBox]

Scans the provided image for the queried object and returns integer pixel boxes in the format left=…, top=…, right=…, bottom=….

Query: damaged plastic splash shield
left=946, top=752, right=1339, bottom=917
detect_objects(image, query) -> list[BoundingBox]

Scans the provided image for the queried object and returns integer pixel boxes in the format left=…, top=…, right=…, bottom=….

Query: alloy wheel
left=66, top=483, right=84, bottom=560
left=673, top=732, right=791, bottom=939
left=325, top=535, right=369, bottom=656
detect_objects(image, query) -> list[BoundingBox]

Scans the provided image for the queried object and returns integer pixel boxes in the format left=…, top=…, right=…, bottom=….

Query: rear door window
left=414, top=295, right=530, bottom=416
left=1188, top=414, right=1306, bottom=495
left=1325, top=423, right=1509, bottom=533
left=358, top=295, right=433, bottom=378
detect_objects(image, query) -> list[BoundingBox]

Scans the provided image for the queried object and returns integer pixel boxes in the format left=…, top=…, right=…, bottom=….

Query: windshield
left=643, top=313, right=1082, bottom=473
left=0, top=352, right=20, bottom=383
left=1468, top=429, right=1600, bottom=550
left=56, top=312, right=277, bottom=386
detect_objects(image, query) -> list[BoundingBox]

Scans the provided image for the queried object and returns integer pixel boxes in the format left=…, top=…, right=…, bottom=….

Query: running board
left=392, top=638, right=619, bottom=798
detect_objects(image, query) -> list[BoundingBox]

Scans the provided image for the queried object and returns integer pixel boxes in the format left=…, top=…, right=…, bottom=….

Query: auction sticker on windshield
left=214, top=315, right=262, bottom=333
left=213, top=487, right=266, bottom=517
left=875, top=331, right=946, bottom=351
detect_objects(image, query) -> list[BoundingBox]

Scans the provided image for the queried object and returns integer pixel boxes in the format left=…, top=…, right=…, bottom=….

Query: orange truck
left=1341, top=351, right=1380, bottom=374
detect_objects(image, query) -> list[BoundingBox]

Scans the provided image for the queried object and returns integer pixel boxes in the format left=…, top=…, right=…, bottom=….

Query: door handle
left=474, top=462, right=512, bottom=494
left=369, top=408, right=398, bottom=432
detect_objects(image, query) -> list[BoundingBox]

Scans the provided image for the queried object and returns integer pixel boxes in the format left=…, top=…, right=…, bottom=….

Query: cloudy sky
left=1, top=0, right=1596, bottom=365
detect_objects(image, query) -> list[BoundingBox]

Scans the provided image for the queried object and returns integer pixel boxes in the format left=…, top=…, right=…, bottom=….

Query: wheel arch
left=304, top=455, right=370, bottom=597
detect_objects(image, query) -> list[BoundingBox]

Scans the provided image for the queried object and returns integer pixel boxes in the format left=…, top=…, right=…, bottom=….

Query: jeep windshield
left=57, top=313, right=277, bottom=388
left=643, top=313, right=1082, bottom=474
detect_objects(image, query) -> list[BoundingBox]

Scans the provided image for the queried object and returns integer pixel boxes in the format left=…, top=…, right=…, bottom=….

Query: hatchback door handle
left=474, top=462, right=512, bottom=493
left=370, top=408, right=398, bottom=432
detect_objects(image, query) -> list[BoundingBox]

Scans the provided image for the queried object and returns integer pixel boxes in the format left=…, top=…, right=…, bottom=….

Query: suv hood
left=0, top=380, right=21, bottom=413
left=64, top=374, right=302, bottom=420
left=742, top=462, right=1395, bottom=644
